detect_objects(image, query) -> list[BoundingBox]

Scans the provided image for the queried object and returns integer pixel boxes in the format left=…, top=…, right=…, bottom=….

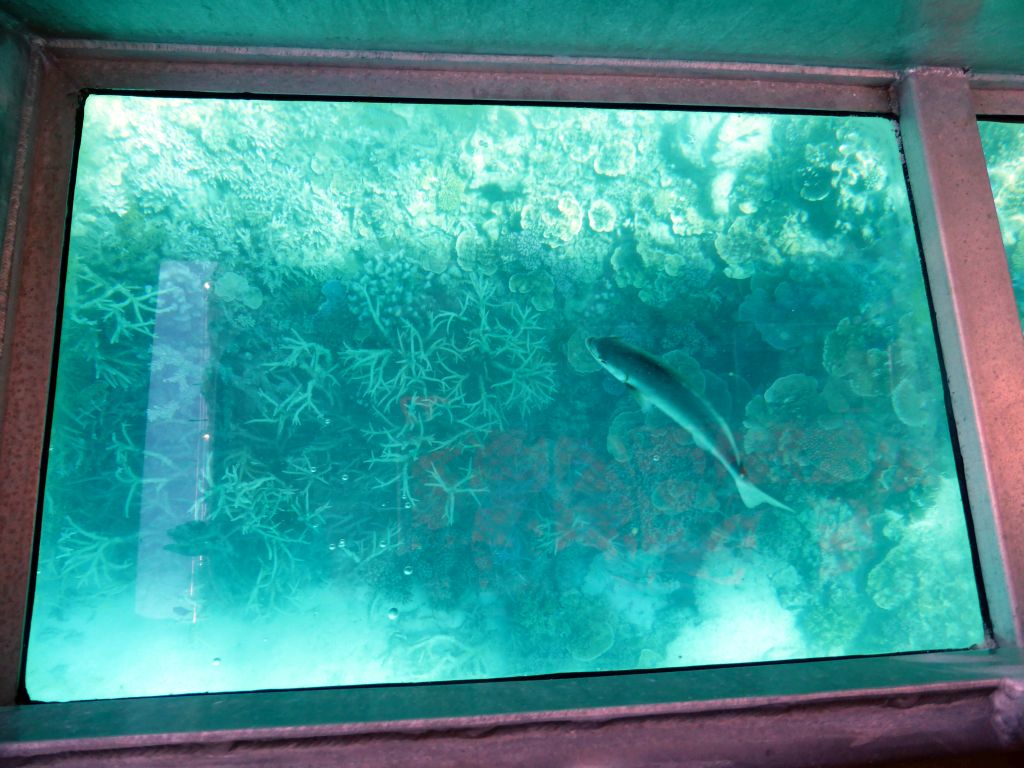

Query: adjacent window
left=26, top=95, right=984, bottom=701
left=980, top=119, right=1024, bottom=327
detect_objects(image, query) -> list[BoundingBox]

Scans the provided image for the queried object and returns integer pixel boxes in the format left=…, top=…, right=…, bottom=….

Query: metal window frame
left=2, top=41, right=1024, bottom=765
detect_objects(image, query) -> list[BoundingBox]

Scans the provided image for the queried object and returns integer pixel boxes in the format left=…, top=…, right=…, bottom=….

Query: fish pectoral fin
left=628, top=385, right=654, bottom=414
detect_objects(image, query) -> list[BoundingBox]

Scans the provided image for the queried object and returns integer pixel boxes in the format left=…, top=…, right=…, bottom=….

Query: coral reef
left=743, top=373, right=881, bottom=489
left=33, top=97, right=984, bottom=697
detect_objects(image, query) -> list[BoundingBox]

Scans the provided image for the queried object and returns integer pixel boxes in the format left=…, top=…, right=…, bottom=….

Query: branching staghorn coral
left=338, top=273, right=555, bottom=526
left=336, top=521, right=402, bottom=565
left=424, top=458, right=488, bottom=526
left=400, top=632, right=489, bottom=682
left=248, top=330, right=340, bottom=434
left=342, top=274, right=553, bottom=430
left=66, top=263, right=165, bottom=343
left=206, top=454, right=299, bottom=534
left=54, top=518, right=135, bottom=596
left=248, top=521, right=316, bottom=613
left=186, top=450, right=323, bottom=615
left=534, top=508, right=590, bottom=554
left=111, top=423, right=177, bottom=518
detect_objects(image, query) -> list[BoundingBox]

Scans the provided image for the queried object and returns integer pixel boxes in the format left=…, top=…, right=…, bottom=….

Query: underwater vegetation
left=26, top=96, right=984, bottom=701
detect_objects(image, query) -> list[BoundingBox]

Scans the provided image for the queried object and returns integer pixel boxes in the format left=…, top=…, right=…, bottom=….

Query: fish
left=586, top=336, right=792, bottom=512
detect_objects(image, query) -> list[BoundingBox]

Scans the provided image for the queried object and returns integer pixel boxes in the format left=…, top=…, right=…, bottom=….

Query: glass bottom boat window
left=26, top=95, right=984, bottom=701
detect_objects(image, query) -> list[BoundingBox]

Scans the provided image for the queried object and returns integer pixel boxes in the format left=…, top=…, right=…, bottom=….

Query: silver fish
left=586, top=336, right=792, bottom=512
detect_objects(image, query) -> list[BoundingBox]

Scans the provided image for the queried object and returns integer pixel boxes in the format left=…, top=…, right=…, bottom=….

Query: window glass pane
left=27, top=96, right=984, bottom=701
left=980, top=120, right=1024, bottom=325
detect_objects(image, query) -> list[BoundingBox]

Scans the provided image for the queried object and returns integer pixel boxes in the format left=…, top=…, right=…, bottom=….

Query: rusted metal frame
left=0, top=28, right=36, bottom=353
left=0, top=676, right=1018, bottom=766
left=45, top=40, right=897, bottom=112
left=44, top=39, right=901, bottom=83
left=0, top=43, right=80, bottom=709
left=969, top=73, right=1024, bottom=115
left=898, top=67, right=1024, bottom=648
left=972, top=89, right=1024, bottom=116
left=0, top=650, right=1016, bottom=743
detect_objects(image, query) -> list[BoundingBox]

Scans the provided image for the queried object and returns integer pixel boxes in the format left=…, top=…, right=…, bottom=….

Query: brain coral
left=562, top=592, right=617, bottom=663
left=781, top=421, right=874, bottom=484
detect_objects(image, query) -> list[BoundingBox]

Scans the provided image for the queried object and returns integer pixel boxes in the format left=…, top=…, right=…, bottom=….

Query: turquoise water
left=26, top=96, right=984, bottom=701
left=980, top=120, right=1024, bottom=326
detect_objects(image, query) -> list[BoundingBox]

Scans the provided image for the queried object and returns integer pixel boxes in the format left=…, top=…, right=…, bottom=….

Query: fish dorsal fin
left=662, top=350, right=705, bottom=395
left=698, top=371, right=740, bottom=463
left=702, top=371, right=733, bottom=424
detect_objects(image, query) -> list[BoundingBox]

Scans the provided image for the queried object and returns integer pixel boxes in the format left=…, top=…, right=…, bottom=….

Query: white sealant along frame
left=1, top=43, right=1024, bottom=766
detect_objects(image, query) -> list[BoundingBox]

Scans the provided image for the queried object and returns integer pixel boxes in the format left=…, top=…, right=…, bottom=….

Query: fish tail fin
left=732, top=472, right=793, bottom=512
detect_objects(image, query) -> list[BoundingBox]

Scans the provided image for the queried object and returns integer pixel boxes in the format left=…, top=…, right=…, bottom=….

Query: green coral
left=745, top=375, right=877, bottom=486
left=508, top=589, right=617, bottom=666
left=568, top=613, right=616, bottom=662
left=783, top=421, right=873, bottom=483
left=887, top=312, right=945, bottom=432
left=509, top=269, right=555, bottom=311
left=587, top=199, right=617, bottom=233
left=214, top=271, right=264, bottom=310
left=610, top=226, right=715, bottom=308
left=593, top=138, right=637, bottom=177
left=455, top=229, right=501, bottom=276
left=520, top=192, right=584, bottom=247
left=799, top=581, right=868, bottom=657
left=865, top=479, right=982, bottom=650
left=714, top=216, right=783, bottom=279
left=435, top=166, right=467, bottom=213
left=822, top=317, right=888, bottom=398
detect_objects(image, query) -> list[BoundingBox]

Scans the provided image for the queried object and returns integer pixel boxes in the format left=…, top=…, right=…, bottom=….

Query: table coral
left=521, top=192, right=585, bottom=247
left=822, top=316, right=888, bottom=398
left=593, top=138, right=637, bottom=177
left=714, top=215, right=784, bottom=279
left=509, top=269, right=556, bottom=312
left=587, top=199, right=617, bottom=233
